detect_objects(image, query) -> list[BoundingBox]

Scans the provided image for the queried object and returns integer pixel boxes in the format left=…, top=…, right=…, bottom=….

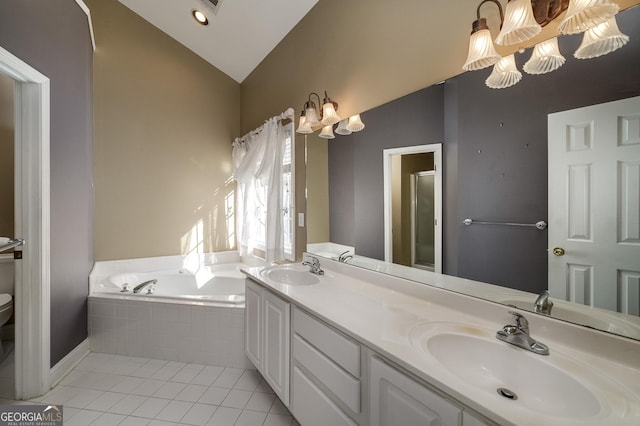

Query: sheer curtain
left=232, top=111, right=290, bottom=263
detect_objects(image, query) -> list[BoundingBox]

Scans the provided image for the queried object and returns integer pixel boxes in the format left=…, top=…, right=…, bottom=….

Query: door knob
left=552, top=247, right=565, bottom=256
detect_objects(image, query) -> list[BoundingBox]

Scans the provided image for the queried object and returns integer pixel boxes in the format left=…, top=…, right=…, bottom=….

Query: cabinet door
left=244, top=280, right=262, bottom=369
left=370, top=356, right=461, bottom=426
left=263, top=290, right=290, bottom=405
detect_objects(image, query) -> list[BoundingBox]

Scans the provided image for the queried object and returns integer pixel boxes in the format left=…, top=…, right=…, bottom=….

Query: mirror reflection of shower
left=411, top=171, right=435, bottom=271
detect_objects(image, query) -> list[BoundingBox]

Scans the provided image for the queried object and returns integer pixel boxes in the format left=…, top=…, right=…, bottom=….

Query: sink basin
left=409, top=323, right=635, bottom=419
left=260, top=265, right=320, bottom=286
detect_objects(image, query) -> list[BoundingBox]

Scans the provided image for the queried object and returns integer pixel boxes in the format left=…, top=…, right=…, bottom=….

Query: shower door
left=410, top=171, right=435, bottom=271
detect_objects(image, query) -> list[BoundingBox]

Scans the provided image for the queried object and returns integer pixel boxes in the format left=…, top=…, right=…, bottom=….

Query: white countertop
left=243, top=258, right=640, bottom=426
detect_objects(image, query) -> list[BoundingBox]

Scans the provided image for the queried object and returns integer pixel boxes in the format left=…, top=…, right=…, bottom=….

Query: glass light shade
left=485, top=54, right=522, bottom=89
left=335, top=119, right=352, bottom=135
left=319, top=125, right=335, bottom=139
left=304, top=106, right=321, bottom=127
left=463, top=28, right=501, bottom=71
left=574, top=17, right=629, bottom=59
left=296, top=115, right=313, bottom=134
left=346, top=114, right=365, bottom=132
left=321, top=102, right=341, bottom=126
left=558, top=0, right=619, bottom=35
left=523, top=38, right=566, bottom=74
left=495, top=0, right=542, bottom=46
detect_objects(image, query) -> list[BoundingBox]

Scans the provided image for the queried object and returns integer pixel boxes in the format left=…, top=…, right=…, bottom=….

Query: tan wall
left=0, top=73, right=13, bottom=239
left=305, top=134, right=329, bottom=243
left=89, top=0, right=241, bottom=260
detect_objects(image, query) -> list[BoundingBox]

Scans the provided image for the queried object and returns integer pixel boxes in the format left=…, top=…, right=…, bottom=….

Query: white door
left=548, top=96, right=640, bottom=314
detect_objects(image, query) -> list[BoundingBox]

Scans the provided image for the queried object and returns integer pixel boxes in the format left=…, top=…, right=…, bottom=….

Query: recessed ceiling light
left=192, top=9, right=209, bottom=26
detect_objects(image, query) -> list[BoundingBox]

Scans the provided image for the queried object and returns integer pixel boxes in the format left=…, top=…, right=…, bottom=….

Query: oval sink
left=260, top=265, right=320, bottom=286
left=409, top=323, right=635, bottom=419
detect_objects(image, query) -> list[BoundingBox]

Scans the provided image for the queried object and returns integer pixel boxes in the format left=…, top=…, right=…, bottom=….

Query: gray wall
left=329, top=5, right=640, bottom=293
left=0, top=0, right=94, bottom=365
left=453, top=6, right=640, bottom=293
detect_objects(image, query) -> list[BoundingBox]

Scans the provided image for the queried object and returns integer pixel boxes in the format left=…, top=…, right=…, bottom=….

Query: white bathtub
left=88, top=253, right=262, bottom=367
left=93, top=263, right=246, bottom=305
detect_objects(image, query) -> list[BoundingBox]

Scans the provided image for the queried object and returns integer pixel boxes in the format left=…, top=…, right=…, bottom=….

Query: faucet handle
left=508, top=311, right=529, bottom=331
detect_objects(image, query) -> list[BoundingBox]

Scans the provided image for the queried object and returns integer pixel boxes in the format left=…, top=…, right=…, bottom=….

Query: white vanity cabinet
left=244, top=279, right=290, bottom=406
left=291, top=306, right=363, bottom=426
left=246, top=275, right=496, bottom=425
left=369, top=355, right=495, bottom=426
left=369, top=355, right=461, bottom=426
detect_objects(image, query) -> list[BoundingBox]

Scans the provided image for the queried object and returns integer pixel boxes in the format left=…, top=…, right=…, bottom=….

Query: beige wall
left=305, top=134, right=329, bottom=243
left=89, top=0, right=241, bottom=260
left=0, top=73, right=13, bottom=240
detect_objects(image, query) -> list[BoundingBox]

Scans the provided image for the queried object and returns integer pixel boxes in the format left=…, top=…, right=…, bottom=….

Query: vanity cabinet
left=246, top=277, right=496, bottom=425
left=369, top=355, right=461, bottom=426
left=291, top=306, right=362, bottom=426
left=369, top=355, right=495, bottom=426
left=244, top=279, right=290, bottom=406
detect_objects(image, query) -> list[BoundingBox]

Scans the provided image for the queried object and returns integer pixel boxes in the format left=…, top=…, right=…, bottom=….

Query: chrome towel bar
left=0, top=238, right=25, bottom=253
left=463, top=218, right=547, bottom=230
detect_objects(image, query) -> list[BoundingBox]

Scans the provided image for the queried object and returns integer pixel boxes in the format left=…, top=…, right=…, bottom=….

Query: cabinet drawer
left=292, top=366, right=358, bottom=426
left=293, top=307, right=360, bottom=377
left=293, top=334, right=360, bottom=413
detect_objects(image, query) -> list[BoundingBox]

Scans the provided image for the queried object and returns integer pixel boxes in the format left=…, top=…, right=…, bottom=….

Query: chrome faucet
left=302, top=256, right=324, bottom=275
left=496, top=311, right=549, bottom=355
left=133, top=279, right=157, bottom=294
left=534, top=290, right=553, bottom=315
left=337, top=250, right=353, bottom=263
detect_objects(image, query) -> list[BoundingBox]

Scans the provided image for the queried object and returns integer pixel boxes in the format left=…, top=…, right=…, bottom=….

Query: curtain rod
left=234, top=107, right=294, bottom=145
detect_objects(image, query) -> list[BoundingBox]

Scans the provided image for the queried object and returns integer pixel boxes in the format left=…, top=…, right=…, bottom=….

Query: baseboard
left=49, top=339, right=90, bottom=387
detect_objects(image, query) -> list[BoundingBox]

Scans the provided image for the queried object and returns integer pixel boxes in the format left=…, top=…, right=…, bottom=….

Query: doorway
left=0, top=45, right=51, bottom=399
left=383, top=144, right=442, bottom=273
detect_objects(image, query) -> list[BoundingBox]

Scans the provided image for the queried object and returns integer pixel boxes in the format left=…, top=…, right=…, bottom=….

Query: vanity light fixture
left=192, top=9, right=209, bottom=26
left=335, top=119, right=352, bottom=135
left=319, top=125, right=336, bottom=139
left=486, top=54, right=522, bottom=89
left=574, top=16, right=629, bottom=58
left=463, top=0, right=629, bottom=89
left=296, top=92, right=366, bottom=136
left=523, top=37, right=565, bottom=74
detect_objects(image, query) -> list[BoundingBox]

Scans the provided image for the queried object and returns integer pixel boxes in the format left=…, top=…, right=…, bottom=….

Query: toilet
left=0, top=293, right=13, bottom=361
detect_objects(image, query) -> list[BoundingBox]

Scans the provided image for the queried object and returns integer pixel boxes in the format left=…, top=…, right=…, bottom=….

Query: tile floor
left=0, top=352, right=299, bottom=426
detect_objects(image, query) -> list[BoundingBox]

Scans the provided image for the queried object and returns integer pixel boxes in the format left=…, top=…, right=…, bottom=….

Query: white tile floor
left=0, top=352, right=299, bottom=426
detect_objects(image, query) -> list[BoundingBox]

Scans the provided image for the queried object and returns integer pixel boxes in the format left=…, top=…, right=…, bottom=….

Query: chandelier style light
left=462, top=0, right=629, bottom=89
left=296, top=91, right=365, bottom=138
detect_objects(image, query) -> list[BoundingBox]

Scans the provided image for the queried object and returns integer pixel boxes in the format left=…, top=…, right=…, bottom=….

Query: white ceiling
left=118, top=0, right=319, bottom=83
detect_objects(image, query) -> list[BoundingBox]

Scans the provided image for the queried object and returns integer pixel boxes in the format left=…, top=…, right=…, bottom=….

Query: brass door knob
left=552, top=247, right=565, bottom=256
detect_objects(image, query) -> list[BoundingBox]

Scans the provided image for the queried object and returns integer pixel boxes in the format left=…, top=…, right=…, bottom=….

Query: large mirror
left=306, top=5, right=640, bottom=340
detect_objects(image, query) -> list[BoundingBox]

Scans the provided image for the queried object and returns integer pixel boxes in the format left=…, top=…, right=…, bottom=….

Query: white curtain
left=232, top=116, right=286, bottom=264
